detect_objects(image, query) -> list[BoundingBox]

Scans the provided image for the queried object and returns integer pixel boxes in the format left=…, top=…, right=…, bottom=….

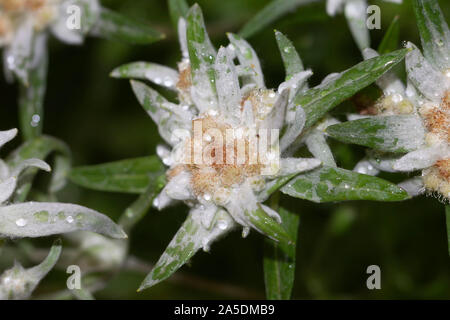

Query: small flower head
left=119, top=5, right=322, bottom=252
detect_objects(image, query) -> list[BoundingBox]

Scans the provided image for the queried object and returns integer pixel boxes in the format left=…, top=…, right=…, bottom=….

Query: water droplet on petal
left=15, top=218, right=27, bottom=227
left=66, top=216, right=74, bottom=223
left=217, top=220, right=228, bottom=230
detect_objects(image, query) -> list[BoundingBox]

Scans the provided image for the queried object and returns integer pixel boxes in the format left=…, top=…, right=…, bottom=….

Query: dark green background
left=1, top=0, right=449, bottom=299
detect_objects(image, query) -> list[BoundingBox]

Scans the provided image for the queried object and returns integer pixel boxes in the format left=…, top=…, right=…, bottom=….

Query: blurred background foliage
left=1, top=0, right=449, bottom=299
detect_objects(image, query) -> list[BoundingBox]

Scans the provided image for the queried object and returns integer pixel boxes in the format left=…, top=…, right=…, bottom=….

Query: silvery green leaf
left=0, top=239, right=61, bottom=300
left=244, top=206, right=292, bottom=245
left=186, top=4, right=218, bottom=111
left=393, top=145, right=450, bottom=171
left=378, top=15, right=400, bottom=55
left=18, top=33, right=48, bottom=140
left=258, top=174, right=298, bottom=202
left=91, top=7, right=165, bottom=44
left=278, top=158, right=322, bottom=176
left=227, top=33, right=264, bottom=88
left=296, top=49, right=408, bottom=130
left=412, top=0, right=450, bottom=71
left=305, top=130, right=336, bottom=166
left=281, top=166, right=409, bottom=202
left=238, top=0, right=319, bottom=39
left=0, top=202, right=127, bottom=239
left=275, top=30, right=304, bottom=80
left=0, top=129, right=18, bottom=150
left=118, top=180, right=166, bottom=234
left=398, top=176, right=424, bottom=197
left=70, top=155, right=165, bottom=194
left=138, top=208, right=233, bottom=290
left=264, top=206, right=299, bottom=300
left=168, top=0, right=189, bottom=29
left=11, top=159, right=51, bottom=179
left=0, top=177, right=17, bottom=204
left=111, top=62, right=178, bottom=90
left=7, top=135, right=71, bottom=202
left=405, top=43, right=449, bottom=103
left=131, top=80, right=192, bottom=145
left=344, top=0, right=369, bottom=51
left=326, top=115, right=426, bottom=153
left=215, top=47, right=241, bottom=122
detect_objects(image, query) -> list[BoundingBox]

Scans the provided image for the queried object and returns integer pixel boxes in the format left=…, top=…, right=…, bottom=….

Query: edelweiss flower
left=0, top=0, right=100, bottom=82
left=112, top=5, right=326, bottom=288
left=327, top=2, right=450, bottom=200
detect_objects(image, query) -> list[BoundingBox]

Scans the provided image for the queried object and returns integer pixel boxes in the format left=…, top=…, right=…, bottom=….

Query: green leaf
left=69, top=156, right=165, bottom=194
left=264, top=206, right=299, bottom=300
left=138, top=209, right=233, bottom=290
left=18, top=34, right=47, bottom=141
left=378, top=15, right=400, bottom=55
left=412, top=0, right=450, bottom=70
left=186, top=4, right=217, bottom=109
left=0, top=202, right=127, bottom=239
left=281, top=166, right=410, bottom=203
left=296, top=49, right=408, bottom=130
left=275, top=30, right=304, bottom=80
left=168, top=0, right=189, bottom=29
left=326, top=115, right=426, bottom=153
left=239, top=0, right=319, bottom=39
left=119, top=178, right=166, bottom=233
left=246, top=206, right=293, bottom=245
left=446, top=206, right=450, bottom=256
left=92, top=7, right=165, bottom=44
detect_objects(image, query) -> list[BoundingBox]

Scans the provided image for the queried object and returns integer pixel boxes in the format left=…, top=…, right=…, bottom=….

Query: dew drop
left=283, top=47, right=291, bottom=53
left=153, top=197, right=160, bottom=208
left=15, top=218, right=27, bottom=227
left=30, top=114, right=40, bottom=127
left=154, top=77, right=162, bottom=85
left=203, top=193, right=212, bottom=201
left=164, top=78, right=174, bottom=87
left=66, top=216, right=74, bottom=224
left=6, top=56, right=15, bottom=69
left=217, top=220, right=228, bottom=230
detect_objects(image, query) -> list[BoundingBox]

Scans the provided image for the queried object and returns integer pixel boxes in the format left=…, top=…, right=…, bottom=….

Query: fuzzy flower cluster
left=351, top=39, right=450, bottom=200
left=1, top=0, right=99, bottom=82
left=114, top=9, right=323, bottom=250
